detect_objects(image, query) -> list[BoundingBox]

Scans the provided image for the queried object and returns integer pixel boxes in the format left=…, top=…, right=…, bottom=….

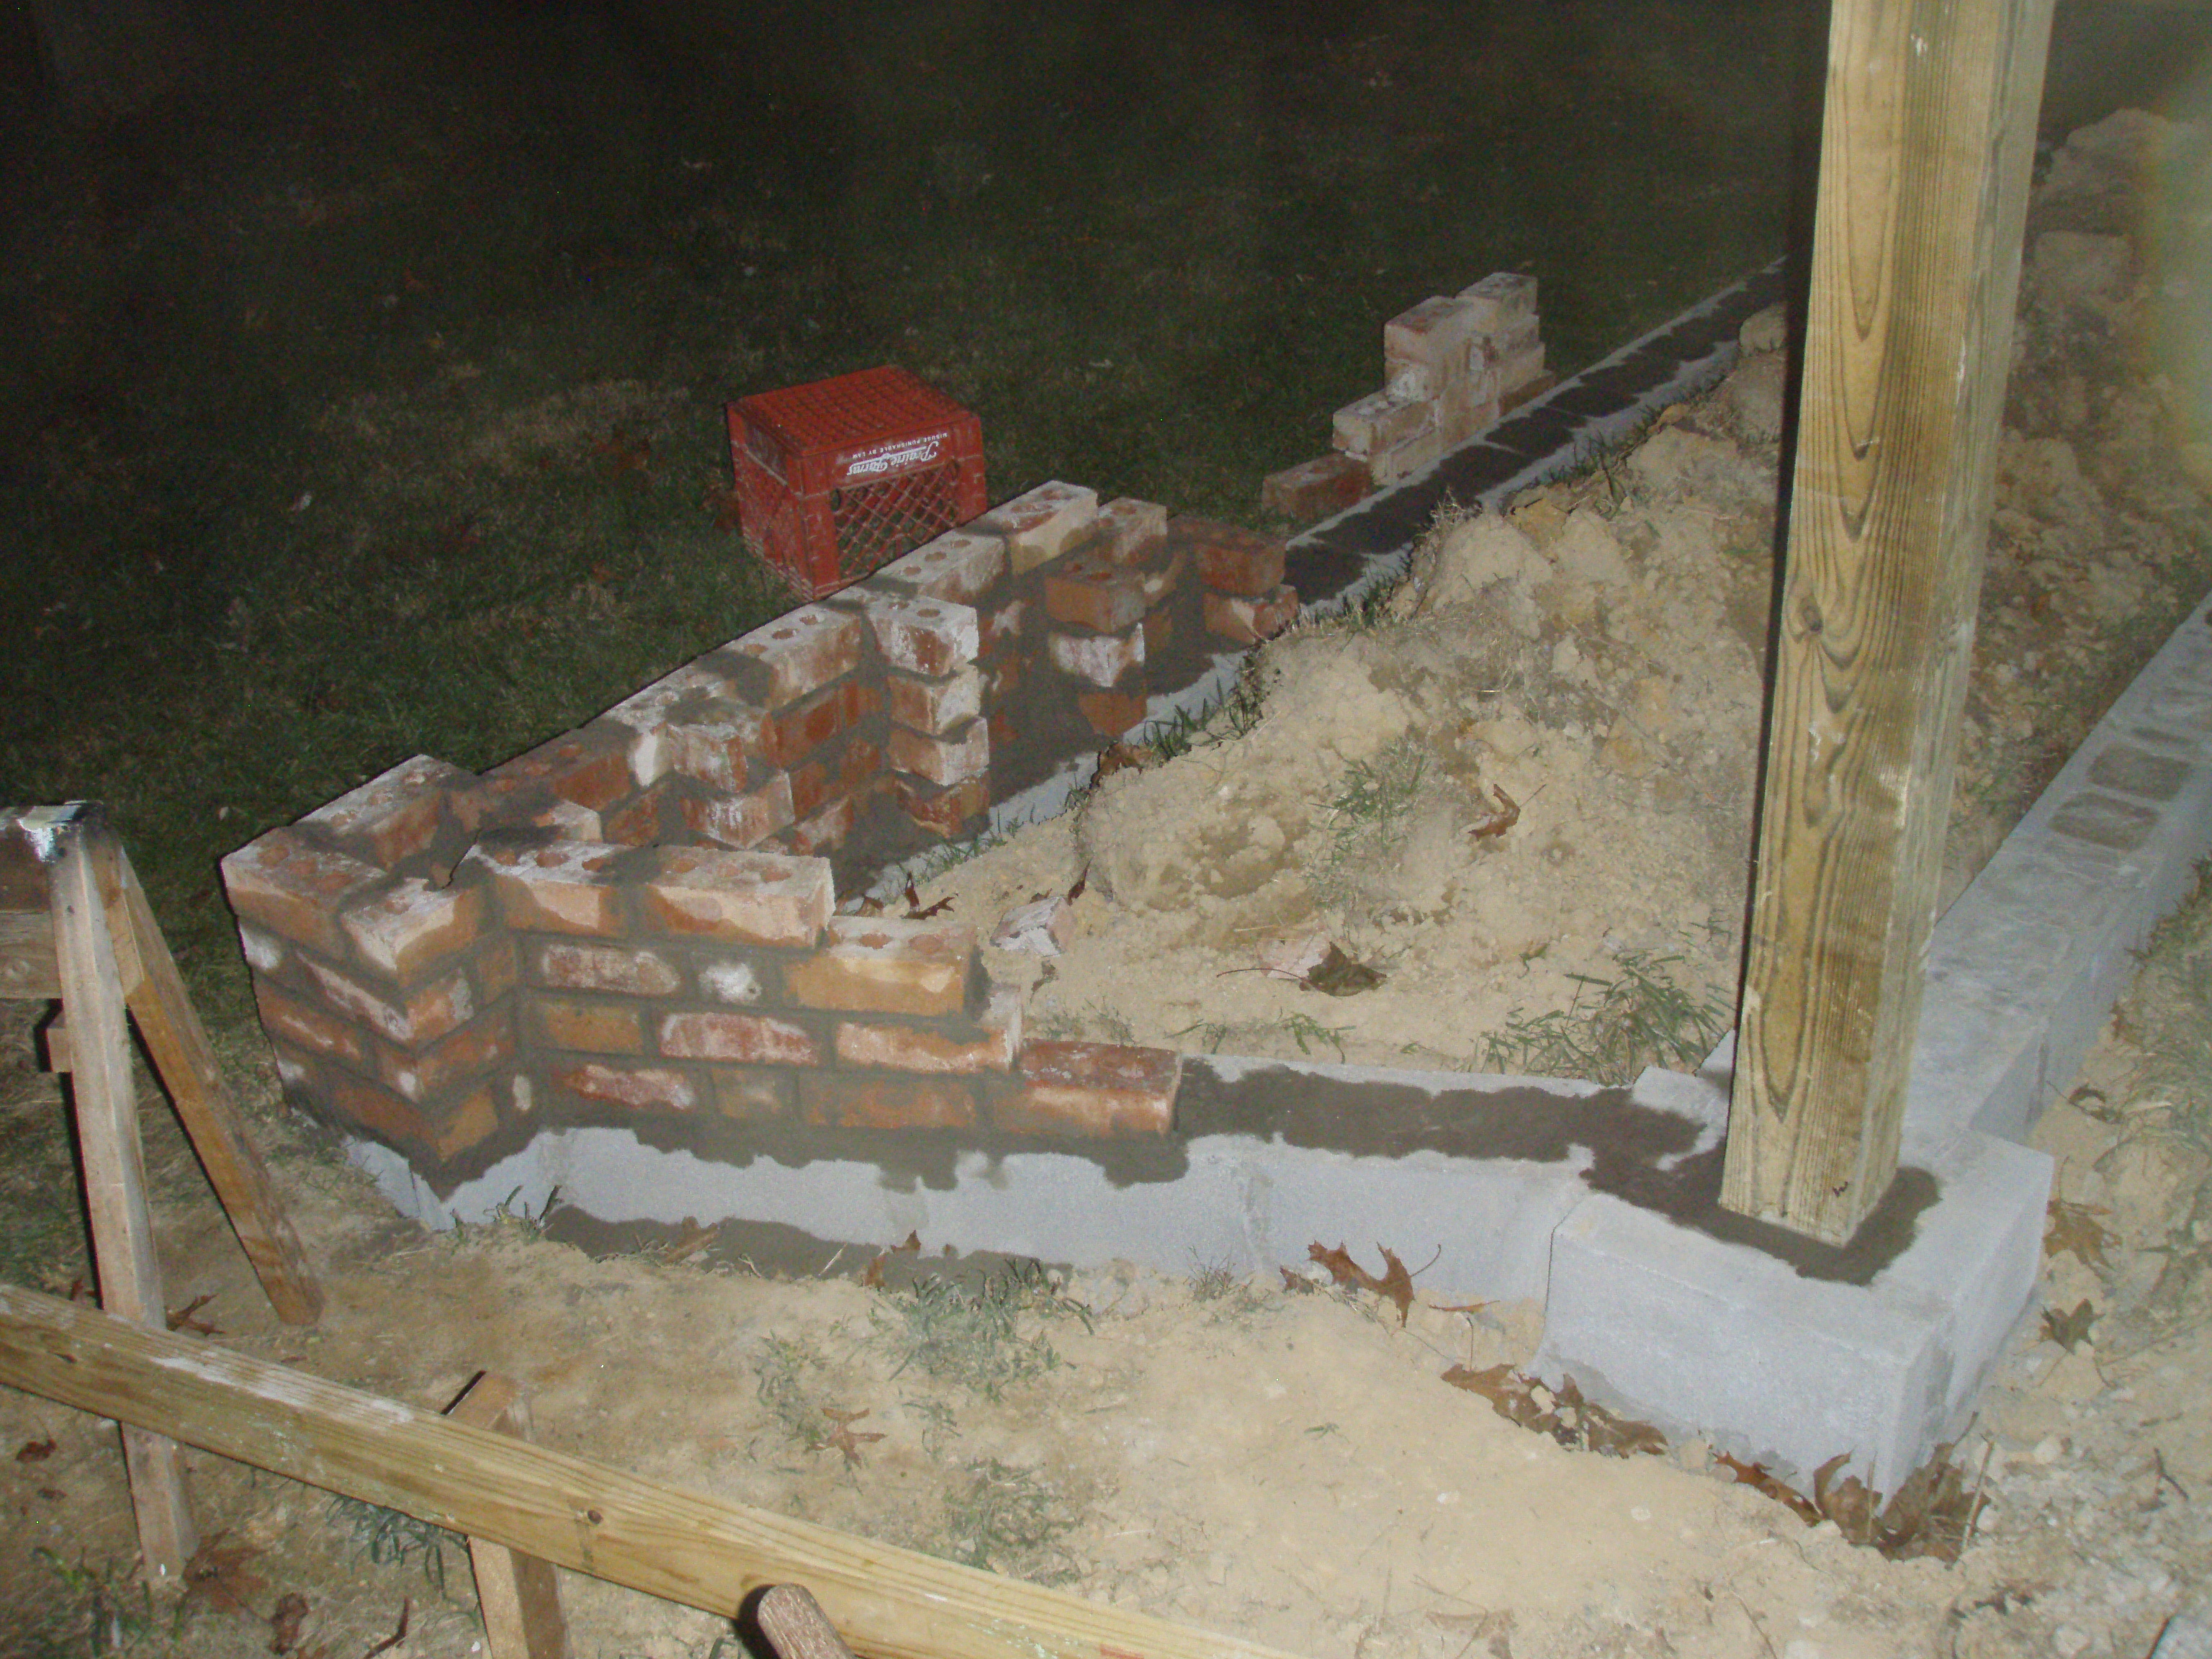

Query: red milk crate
left=727, top=366, right=987, bottom=599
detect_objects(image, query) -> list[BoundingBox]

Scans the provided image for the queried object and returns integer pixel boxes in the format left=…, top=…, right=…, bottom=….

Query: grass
left=931, top=1459, right=1081, bottom=1585
left=870, top=1261, right=1090, bottom=1400
left=1308, top=734, right=1430, bottom=912
left=327, top=1495, right=460, bottom=1594
left=22, top=1550, right=184, bottom=1657
left=1481, top=948, right=1732, bottom=1085
left=1169, top=1011, right=1353, bottom=1061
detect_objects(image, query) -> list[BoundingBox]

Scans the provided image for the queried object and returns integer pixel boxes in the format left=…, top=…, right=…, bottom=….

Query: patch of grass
left=328, top=1495, right=460, bottom=1594
left=932, top=1459, right=1081, bottom=1584
left=871, top=1261, right=1089, bottom=1399
left=24, top=1550, right=184, bottom=1657
left=754, top=1335, right=837, bottom=1453
left=1168, top=1012, right=1352, bottom=1061
left=1308, top=734, right=1429, bottom=912
left=1481, top=948, right=1732, bottom=1085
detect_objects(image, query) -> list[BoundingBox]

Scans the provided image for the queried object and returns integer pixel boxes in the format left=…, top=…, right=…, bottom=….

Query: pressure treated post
left=1722, top=0, right=2056, bottom=1242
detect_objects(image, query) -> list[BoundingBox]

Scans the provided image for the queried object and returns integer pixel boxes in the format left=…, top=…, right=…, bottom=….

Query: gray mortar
left=341, top=269, right=2206, bottom=1492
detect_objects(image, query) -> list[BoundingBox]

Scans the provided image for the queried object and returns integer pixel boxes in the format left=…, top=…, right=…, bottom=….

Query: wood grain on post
left=449, top=1374, right=571, bottom=1659
left=46, top=817, right=198, bottom=1579
left=0, top=1286, right=1307, bottom=1659
left=1723, top=0, right=2056, bottom=1241
left=760, top=1584, right=863, bottom=1659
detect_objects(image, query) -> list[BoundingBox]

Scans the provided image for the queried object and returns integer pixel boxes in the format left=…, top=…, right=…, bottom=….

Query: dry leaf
left=702, top=484, right=745, bottom=531
left=1066, top=864, right=1089, bottom=904
left=1308, top=1241, right=1416, bottom=1322
left=860, top=1231, right=923, bottom=1287
left=14, top=1437, right=55, bottom=1464
left=1279, top=1267, right=1317, bottom=1294
left=1303, top=943, right=1386, bottom=996
left=184, top=1533, right=266, bottom=1618
left=362, top=1597, right=410, bottom=1658
left=1715, top=1453, right=1823, bottom=1524
left=657, top=1218, right=719, bottom=1264
left=167, top=1292, right=222, bottom=1336
left=269, top=1591, right=311, bottom=1654
left=822, top=1407, right=887, bottom=1467
left=2044, top=1199, right=2113, bottom=1269
left=2043, top=1298, right=2096, bottom=1352
left=1470, top=783, right=1520, bottom=840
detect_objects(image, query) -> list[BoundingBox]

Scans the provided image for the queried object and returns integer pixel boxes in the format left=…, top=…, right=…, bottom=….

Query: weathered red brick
left=835, top=987, right=1020, bottom=1074
left=341, top=878, right=485, bottom=983
left=1439, top=372, right=1503, bottom=446
left=1499, top=361, right=1555, bottom=410
left=786, top=733, right=882, bottom=821
left=552, top=1060, right=700, bottom=1113
left=890, top=773, right=989, bottom=839
left=533, top=940, right=682, bottom=996
left=720, top=605, right=867, bottom=709
left=693, top=952, right=774, bottom=1005
left=300, top=755, right=469, bottom=871
left=253, top=982, right=367, bottom=1065
left=886, top=718, right=989, bottom=787
left=665, top=709, right=767, bottom=793
left=1259, top=454, right=1372, bottom=524
left=679, top=770, right=796, bottom=850
left=1382, top=295, right=1484, bottom=396
left=980, top=596, right=1029, bottom=654
left=426, top=1085, right=500, bottom=1158
left=995, top=1040, right=1179, bottom=1136
left=1457, top=271, right=1538, bottom=332
left=473, top=936, right=520, bottom=1004
left=659, top=1010, right=819, bottom=1066
left=986, top=655, right=1022, bottom=703
left=888, top=664, right=986, bottom=734
left=873, top=527, right=1007, bottom=605
left=639, top=845, right=832, bottom=945
left=222, top=830, right=385, bottom=958
left=1331, top=390, right=1430, bottom=460
left=331, top=1072, right=434, bottom=1148
left=531, top=996, right=644, bottom=1054
left=1077, top=691, right=1149, bottom=739
left=786, top=915, right=974, bottom=1015
left=760, top=678, right=878, bottom=769
left=711, top=1066, right=796, bottom=1122
left=468, top=840, right=628, bottom=936
left=801, top=1073, right=979, bottom=1130
left=1367, top=424, right=1444, bottom=486
left=837, top=589, right=981, bottom=678
left=601, top=663, right=745, bottom=788
left=305, top=958, right=474, bottom=1046
left=598, top=782, right=675, bottom=847
left=1043, top=549, right=1150, bottom=634
left=1177, top=518, right=1287, bottom=596
left=1048, top=625, right=1144, bottom=688
left=786, top=791, right=861, bottom=857
left=1095, top=498, right=1169, bottom=565
left=487, top=729, right=634, bottom=814
left=1204, top=585, right=1300, bottom=646
left=377, top=1006, right=516, bottom=1101
left=1141, top=603, right=1174, bottom=660
left=976, top=481, right=1099, bottom=576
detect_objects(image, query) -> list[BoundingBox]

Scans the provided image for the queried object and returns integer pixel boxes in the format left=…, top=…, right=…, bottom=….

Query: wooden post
left=449, top=1375, right=570, bottom=1659
left=759, top=1584, right=863, bottom=1659
left=47, top=821, right=198, bottom=1581
left=1723, top=0, right=2056, bottom=1241
left=0, top=1285, right=1305, bottom=1659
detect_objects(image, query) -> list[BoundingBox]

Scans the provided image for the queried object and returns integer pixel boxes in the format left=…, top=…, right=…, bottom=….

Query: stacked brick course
left=1262, top=270, right=1557, bottom=521
left=224, top=485, right=1294, bottom=1189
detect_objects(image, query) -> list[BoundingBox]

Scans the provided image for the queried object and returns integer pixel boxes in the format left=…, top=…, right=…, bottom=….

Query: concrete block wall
left=222, top=485, right=1291, bottom=1188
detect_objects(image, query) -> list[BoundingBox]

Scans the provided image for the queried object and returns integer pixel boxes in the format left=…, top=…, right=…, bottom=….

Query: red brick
left=427, top=1085, right=500, bottom=1158
left=341, top=878, right=485, bottom=983
left=1048, top=625, right=1144, bottom=688
left=839, top=590, right=980, bottom=677
left=786, top=734, right=882, bottom=822
left=300, top=755, right=468, bottom=871
left=873, top=527, right=1007, bottom=604
left=222, top=830, right=385, bottom=958
left=1331, top=390, right=1430, bottom=459
left=1177, top=518, right=1287, bottom=596
left=1500, top=365, right=1557, bottom=413
left=995, top=1041, right=1179, bottom=1136
left=694, top=953, right=773, bottom=1004
left=1439, top=374, right=1503, bottom=446
left=469, top=840, right=627, bottom=936
left=835, top=987, right=1020, bottom=1074
left=533, top=941, right=681, bottom=996
left=1457, top=271, right=1539, bottom=331
left=1382, top=295, right=1484, bottom=395
left=786, top=791, right=860, bottom=857
left=890, top=773, right=989, bottom=839
left=1141, top=603, right=1174, bottom=660
left=377, top=1007, right=515, bottom=1101
left=760, top=678, right=878, bottom=769
left=659, top=1010, right=819, bottom=1066
left=472, top=936, right=519, bottom=1004
left=1096, top=498, right=1169, bottom=565
left=602, top=663, right=745, bottom=787
left=598, top=783, right=674, bottom=847
left=680, top=771, right=796, bottom=850
left=786, top=915, right=974, bottom=1015
left=639, top=845, right=832, bottom=945
left=666, top=709, right=767, bottom=793
left=552, top=1060, right=700, bottom=1113
left=889, top=664, right=986, bottom=734
left=1368, top=423, right=1444, bottom=485
left=1205, top=585, right=1300, bottom=645
left=988, top=709, right=1016, bottom=753
left=711, top=1067, right=796, bottom=1122
left=487, top=729, right=634, bottom=814
left=1044, top=549, right=1150, bottom=633
left=1259, top=454, right=1372, bottom=524
left=1077, top=691, right=1149, bottom=738
left=530, top=996, right=644, bottom=1054
left=801, top=1073, right=979, bottom=1130
left=975, top=481, right=1099, bottom=576
left=986, top=655, right=1022, bottom=703
left=305, top=958, right=474, bottom=1046
left=253, top=982, right=367, bottom=1065
left=980, top=597, right=1029, bottom=654
left=721, top=605, right=867, bottom=709
left=887, top=718, right=989, bottom=787
left=331, top=1071, right=434, bottom=1147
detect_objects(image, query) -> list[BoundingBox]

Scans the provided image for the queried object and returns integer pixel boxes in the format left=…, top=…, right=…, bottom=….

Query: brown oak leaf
left=822, top=1407, right=886, bottom=1467
left=14, top=1437, right=55, bottom=1464
left=183, top=1533, right=266, bottom=1618
left=2043, top=1298, right=2096, bottom=1352
left=269, top=1591, right=311, bottom=1654
left=2044, top=1199, right=2113, bottom=1269
left=1308, top=1241, right=1416, bottom=1322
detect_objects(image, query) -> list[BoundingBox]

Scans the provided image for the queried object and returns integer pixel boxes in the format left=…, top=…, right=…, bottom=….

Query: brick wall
left=222, top=485, right=1287, bottom=1190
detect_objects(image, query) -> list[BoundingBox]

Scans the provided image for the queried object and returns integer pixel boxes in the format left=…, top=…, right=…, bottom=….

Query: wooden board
left=0, top=1285, right=1308, bottom=1659
left=449, top=1375, right=570, bottom=1659
left=1722, top=0, right=2056, bottom=1241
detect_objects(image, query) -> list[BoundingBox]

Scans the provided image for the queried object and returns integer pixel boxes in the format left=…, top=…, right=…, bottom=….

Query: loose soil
left=4, top=112, right=2212, bottom=1659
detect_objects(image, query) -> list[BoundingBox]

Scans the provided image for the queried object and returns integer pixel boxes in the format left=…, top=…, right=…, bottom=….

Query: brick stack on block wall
left=1262, top=271, right=1557, bottom=523
left=221, top=484, right=1293, bottom=1190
